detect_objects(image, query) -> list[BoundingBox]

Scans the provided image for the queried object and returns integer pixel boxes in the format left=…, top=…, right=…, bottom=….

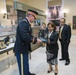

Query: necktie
left=59, top=26, right=62, bottom=39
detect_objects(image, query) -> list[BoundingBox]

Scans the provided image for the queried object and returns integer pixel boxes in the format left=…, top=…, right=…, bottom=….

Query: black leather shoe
left=65, top=61, right=70, bottom=65
left=59, top=58, right=65, bottom=61
left=29, top=73, right=36, bottom=75
left=54, top=73, right=58, bottom=75
left=47, top=70, right=51, bottom=73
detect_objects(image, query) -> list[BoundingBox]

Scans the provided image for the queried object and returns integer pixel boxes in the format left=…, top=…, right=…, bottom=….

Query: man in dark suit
left=14, top=9, right=41, bottom=75
left=59, top=18, right=71, bottom=65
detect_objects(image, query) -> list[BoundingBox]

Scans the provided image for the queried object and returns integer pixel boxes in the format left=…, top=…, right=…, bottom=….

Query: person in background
left=38, top=22, right=47, bottom=47
left=59, top=18, right=71, bottom=65
left=46, top=22, right=59, bottom=75
left=13, top=9, right=41, bottom=75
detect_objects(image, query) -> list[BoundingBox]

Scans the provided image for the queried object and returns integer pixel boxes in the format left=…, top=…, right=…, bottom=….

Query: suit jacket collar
left=48, top=30, right=55, bottom=38
left=62, top=24, right=66, bottom=29
left=51, top=30, right=55, bottom=36
left=60, top=24, right=67, bottom=33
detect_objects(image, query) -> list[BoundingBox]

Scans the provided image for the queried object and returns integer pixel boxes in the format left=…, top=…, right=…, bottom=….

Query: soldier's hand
left=48, top=39, right=50, bottom=44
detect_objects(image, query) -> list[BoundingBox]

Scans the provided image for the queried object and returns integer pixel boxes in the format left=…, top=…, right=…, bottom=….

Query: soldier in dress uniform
left=13, top=9, right=41, bottom=75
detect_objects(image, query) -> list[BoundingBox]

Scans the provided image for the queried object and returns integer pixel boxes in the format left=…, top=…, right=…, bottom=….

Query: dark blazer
left=59, top=24, right=71, bottom=43
left=46, top=31, right=59, bottom=58
left=13, top=18, right=34, bottom=54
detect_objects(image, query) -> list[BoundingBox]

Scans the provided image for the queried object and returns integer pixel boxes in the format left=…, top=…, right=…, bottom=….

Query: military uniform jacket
left=13, top=18, right=33, bottom=54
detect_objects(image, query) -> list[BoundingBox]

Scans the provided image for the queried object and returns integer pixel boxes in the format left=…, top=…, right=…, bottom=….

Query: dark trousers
left=60, top=41, right=70, bottom=61
left=15, top=53, right=30, bottom=75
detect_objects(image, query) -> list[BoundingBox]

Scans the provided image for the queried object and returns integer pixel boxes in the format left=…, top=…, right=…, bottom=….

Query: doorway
left=17, top=10, right=26, bottom=24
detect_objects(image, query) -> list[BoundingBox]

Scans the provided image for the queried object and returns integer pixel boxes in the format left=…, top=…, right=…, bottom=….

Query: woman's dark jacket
left=46, top=31, right=59, bottom=59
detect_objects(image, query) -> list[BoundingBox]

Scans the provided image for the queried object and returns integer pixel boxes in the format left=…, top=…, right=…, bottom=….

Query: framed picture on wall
left=48, top=5, right=62, bottom=21
left=73, top=16, right=76, bottom=29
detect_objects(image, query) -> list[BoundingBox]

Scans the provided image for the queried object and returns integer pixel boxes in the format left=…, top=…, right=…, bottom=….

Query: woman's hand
left=48, top=39, right=50, bottom=44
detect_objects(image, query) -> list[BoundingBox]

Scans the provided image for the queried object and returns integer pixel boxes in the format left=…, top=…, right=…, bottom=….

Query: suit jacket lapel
left=62, top=24, right=66, bottom=33
left=50, top=31, right=54, bottom=39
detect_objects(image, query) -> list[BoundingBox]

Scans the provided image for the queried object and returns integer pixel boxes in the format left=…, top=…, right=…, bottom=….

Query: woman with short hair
left=46, top=22, right=59, bottom=75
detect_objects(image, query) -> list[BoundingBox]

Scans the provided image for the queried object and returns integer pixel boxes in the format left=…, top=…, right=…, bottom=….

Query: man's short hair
left=61, top=18, right=66, bottom=22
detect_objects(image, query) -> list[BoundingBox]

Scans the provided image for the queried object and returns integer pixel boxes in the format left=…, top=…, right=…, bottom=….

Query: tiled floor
left=0, top=36, right=76, bottom=75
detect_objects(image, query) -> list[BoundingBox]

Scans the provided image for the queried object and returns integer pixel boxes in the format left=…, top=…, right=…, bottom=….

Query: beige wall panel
left=17, top=0, right=46, bottom=11
left=63, top=0, right=76, bottom=35
left=48, top=0, right=62, bottom=6
left=16, top=0, right=27, bottom=4
left=6, top=0, right=13, bottom=6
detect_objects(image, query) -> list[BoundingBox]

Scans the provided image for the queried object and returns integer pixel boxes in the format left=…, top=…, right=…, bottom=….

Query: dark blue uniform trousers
left=15, top=53, right=30, bottom=75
